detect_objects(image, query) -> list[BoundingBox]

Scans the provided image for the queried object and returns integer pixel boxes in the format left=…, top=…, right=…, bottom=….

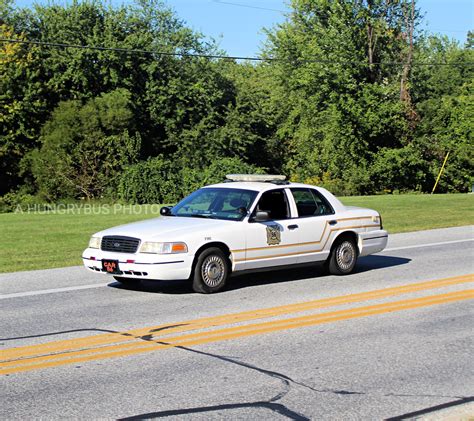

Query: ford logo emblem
left=113, top=242, right=121, bottom=248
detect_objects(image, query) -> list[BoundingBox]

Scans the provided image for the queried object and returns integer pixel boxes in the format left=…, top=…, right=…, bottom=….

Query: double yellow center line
left=1, top=274, right=472, bottom=375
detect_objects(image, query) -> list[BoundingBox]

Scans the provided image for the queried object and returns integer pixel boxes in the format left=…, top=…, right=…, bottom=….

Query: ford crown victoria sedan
left=83, top=174, right=388, bottom=293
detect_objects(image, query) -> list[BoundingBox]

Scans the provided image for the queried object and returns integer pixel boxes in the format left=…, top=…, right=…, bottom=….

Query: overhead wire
left=1, top=38, right=473, bottom=67
left=212, top=0, right=287, bottom=13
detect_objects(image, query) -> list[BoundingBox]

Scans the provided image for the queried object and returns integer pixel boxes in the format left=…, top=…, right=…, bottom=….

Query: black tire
left=326, top=237, right=358, bottom=275
left=113, top=276, right=140, bottom=286
left=192, top=247, right=230, bottom=294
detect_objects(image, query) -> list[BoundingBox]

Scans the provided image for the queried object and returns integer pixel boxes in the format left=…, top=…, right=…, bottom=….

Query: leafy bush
left=200, top=157, right=266, bottom=185
left=117, top=157, right=266, bottom=204
left=290, top=173, right=351, bottom=196
left=369, top=146, right=429, bottom=193
left=0, top=191, right=40, bottom=213
left=26, top=89, right=141, bottom=200
left=117, top=157, right=179, bottom=204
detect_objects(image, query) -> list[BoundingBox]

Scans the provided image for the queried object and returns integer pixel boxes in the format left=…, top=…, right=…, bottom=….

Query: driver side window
left=255, top=189, right=290, bottom=220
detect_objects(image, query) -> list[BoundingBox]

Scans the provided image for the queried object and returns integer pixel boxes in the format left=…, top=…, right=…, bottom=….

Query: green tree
left=415, top=82, right=473, bottom=192
left=2, top=0, right=472, bottom=201
left=263, top=0, right=415, bottom=192
left=169, top=61, right=283, bottom=171
left=412, top=36, right=474, bottom=192
left=27, top=89, right=141, bottom=200
left=2, top=0, right=221, bottom=194
left=0, top=20, right=44, bottom=195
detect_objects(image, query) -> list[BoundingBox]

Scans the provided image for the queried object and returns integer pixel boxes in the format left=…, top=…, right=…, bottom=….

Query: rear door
left=288, top=188, right=336, bottom=264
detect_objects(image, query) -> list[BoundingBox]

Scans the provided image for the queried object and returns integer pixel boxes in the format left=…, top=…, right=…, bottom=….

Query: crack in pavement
left=118, top=401, right=310, bottom=420
left=121, top=337, right=368, bottom=420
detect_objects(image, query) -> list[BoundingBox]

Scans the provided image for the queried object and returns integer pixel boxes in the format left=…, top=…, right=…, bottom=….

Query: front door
left=241, top=189, right=300, bottom=270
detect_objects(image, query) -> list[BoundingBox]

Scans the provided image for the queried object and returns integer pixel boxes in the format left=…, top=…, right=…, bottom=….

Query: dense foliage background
left=1, top=0, right=472, bottom=208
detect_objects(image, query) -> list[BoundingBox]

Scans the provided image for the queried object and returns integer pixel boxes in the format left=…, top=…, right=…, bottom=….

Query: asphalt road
left=1, top=226, right=473, bottom=420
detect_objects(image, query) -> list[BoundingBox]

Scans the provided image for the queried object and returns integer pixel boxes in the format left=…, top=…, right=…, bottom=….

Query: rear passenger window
left=291, top=188, right=334, bottom=217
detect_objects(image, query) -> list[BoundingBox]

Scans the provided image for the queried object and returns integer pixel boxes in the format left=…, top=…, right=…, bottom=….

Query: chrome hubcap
left=201, top=255, right=225, bottom=287
left=336, top=241, right=355, bottom=271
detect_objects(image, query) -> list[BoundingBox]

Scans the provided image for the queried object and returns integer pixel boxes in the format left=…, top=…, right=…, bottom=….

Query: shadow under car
left=108, top=254, right=411, bottom=294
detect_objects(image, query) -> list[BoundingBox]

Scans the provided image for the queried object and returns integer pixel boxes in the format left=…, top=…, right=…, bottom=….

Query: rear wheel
left=326, top=237, right=358, bottom=275
left=192, top=247, right=229, bottom=294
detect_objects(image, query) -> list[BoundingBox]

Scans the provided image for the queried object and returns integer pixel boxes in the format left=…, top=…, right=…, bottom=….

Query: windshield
left=171, top=188, right=258, bottom=221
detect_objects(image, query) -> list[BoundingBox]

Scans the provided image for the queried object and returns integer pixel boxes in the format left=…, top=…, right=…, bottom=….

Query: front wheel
left=326, top=238, right=358, bottom=275
left=192, top=247, right=230, bottom=294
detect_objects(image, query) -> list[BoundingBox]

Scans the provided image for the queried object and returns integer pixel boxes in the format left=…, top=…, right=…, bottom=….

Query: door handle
left=328, top=220, right=338, bottom=226
left=288, top=224, right=299, bottom=230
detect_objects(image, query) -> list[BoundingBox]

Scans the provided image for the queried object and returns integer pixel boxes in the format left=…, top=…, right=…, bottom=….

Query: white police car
left=83, top=175, right=388, bottom=293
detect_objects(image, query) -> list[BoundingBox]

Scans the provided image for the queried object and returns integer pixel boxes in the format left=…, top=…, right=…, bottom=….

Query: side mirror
left=160, top=206, right=172, bottom=216
left=252, top=211, right=270, bottom=222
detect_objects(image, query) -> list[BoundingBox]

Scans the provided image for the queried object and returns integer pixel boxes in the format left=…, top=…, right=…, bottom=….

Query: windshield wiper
left=187, top=214, right=216, bottom=219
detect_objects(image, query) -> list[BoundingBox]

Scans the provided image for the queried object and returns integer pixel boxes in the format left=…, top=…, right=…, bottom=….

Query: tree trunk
left=400, top=0, right=418, bottom=128
left=400, top=0, right=414, bottom=103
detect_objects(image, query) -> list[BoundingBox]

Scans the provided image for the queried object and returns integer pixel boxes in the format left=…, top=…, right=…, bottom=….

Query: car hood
left=95, top=216, right=233, bottom=241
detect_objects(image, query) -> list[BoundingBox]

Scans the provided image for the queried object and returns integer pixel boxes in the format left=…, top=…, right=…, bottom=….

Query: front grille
left=101, top=236, right=140, bottom=253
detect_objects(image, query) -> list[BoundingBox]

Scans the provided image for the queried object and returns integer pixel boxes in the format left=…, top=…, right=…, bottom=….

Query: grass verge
left=341, top=194, right=473, bottom=233
left=0, top=194, right=472, bottom=273
left=0, top=205, right=160, bottom=273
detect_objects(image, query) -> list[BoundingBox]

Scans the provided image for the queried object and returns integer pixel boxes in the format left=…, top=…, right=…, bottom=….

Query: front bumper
left=82, top=248, right=194, bottom=280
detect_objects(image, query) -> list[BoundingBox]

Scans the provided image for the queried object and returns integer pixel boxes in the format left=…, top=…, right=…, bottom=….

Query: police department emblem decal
left=266, top=225, right=281, bottom=245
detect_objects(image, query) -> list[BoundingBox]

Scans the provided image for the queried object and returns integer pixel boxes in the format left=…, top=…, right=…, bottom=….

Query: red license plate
left=102, top=259, right=120, bottom=274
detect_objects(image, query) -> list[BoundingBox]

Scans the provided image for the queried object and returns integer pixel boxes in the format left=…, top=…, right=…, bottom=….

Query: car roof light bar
left=225, top=174, right=288, bottom=184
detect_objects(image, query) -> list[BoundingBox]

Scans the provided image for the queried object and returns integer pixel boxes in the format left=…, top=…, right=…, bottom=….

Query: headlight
left=139, top=242, right=188, bottom=254
left=89, top=236, right=101, bottom=249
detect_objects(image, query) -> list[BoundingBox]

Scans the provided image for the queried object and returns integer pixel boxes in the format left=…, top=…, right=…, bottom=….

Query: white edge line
left=0, top=282, right=110, bottom=300
left=1, top=238, right=473, bottom=300
left=384, top=238, right=474, bottom=252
